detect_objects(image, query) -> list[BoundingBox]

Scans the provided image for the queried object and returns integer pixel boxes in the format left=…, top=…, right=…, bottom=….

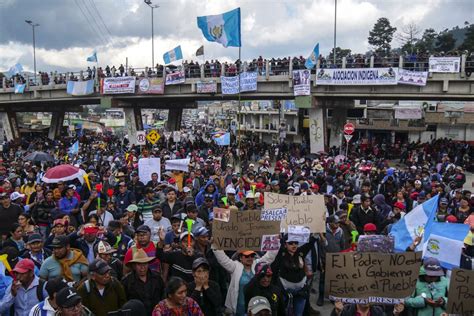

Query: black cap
left=135, top=225, right=151, bottom=233
left=192, top=257, right=210, bottom=271
left=56, top=287, right=82, bottom=308
left=51, top=235, right=69, bottom=248
left=27, top=233, right=42, bottom=244
left=89, top=258, right=112, bottom=275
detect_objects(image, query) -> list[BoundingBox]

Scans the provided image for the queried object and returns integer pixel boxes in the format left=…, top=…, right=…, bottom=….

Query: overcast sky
left=0, top=0, right=472, bottom=72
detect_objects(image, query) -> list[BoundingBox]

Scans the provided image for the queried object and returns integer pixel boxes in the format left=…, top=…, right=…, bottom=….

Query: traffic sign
left=344, top=134, right=353, bottom=142
left=136, top=131, right=146, bottom=145
left=146, top=130, right=161, bottom=144
left=344, top=123, right=355, bottom=135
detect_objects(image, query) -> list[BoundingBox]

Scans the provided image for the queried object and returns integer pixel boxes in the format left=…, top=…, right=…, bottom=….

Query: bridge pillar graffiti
left=48, top=112, right=65, bottom=140
left=309, top=107, right=325, bottom=153
left=0, top=111, right=20, bottom=141
left=123, top=107, right=143, bottom=145
left=166, top=108, right=183, bottom=131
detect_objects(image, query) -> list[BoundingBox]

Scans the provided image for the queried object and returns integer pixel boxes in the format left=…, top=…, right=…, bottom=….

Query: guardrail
left=1, top=54, right=472, bottom=91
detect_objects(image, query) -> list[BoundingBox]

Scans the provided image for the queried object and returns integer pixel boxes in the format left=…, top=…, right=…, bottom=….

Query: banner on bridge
left=429, top=57, right=460, bottom=73
left=67, top=80, right=94, bottom=96
left=394, top=107, right=423, bottom=119
left=196, top=81, right=217, bottom=93
left=293, top=69, right=311, bottom=96
left=397, top=69, right=428, bottom=86
left=137, top=78, right=164, bottom=94
left=101, top=76, right=136, bottom=94
left=221, top=71, right=258, bottom=94
left=165, top=70, right=185, bottom=85
left=316, top=68, right=398, bottom=85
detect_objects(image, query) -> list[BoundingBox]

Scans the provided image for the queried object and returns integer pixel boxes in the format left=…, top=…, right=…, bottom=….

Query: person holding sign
left=403, top=257, right=449, bottom=316
left=271, top=234, right=317, bottom=316
left=211, top=246, right=278, bottom=316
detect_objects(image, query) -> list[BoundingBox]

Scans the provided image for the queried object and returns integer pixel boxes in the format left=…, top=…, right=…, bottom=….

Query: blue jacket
left=195, top=180, right=219, bottom=207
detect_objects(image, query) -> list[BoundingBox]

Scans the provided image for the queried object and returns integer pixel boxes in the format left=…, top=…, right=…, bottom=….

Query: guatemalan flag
left=390, top=194, right=439, bottom=252
left=68, top=141, right=79, bottom=155
left=422, top=222, right=470, bottom=270
left=163, top=46, right=183, bottom=64
left=87, top=52, right=97, bottom=62
left=14, top=83, right=26, bottom=94
left=197, top=8, right=241, bottom=48
left=305, top=43, right=320, bottom=69
left=67, top=80, right=94, bottom=96
left=213, top=132, right=230, bottom=146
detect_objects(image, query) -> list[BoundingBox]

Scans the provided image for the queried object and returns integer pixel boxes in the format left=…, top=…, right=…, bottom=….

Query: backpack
left=36, top=279, right=46, bottom=302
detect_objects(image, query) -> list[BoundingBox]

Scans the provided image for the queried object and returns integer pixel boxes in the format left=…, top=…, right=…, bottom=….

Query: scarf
left=57, top=248, right=89, bottom=282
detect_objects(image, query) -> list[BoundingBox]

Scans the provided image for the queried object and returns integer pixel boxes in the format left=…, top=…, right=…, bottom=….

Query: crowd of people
left=0, top=131, right=471, bottom=316
left=2, top=49, right=473, bottom=89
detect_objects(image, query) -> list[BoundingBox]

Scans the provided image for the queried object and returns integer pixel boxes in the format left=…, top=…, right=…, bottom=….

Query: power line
left=74, top=0, right=110, bottom=46
left=79, top=0, right=112, bottom=46
left=88, top=0, right=113, bottom=39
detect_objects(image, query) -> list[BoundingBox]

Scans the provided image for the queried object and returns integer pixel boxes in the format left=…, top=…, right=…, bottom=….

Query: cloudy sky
left=0, top=0, right=472, bottom=73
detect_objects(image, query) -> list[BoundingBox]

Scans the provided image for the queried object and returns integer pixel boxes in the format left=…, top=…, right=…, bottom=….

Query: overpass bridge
left=1, top=55, right=473, bottom=149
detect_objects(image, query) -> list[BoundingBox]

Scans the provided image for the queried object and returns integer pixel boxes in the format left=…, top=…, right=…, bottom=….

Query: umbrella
left=24, top=151, right=54, bottom=162
left=42, top=165, right=86, bottom=184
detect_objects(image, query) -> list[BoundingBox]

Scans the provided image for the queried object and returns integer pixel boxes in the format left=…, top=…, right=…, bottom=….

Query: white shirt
left=144, top=217, right=171, bottom=242
left=29, top=297, right=56, bottom=316
left=89, top=210, right=114, bottom=227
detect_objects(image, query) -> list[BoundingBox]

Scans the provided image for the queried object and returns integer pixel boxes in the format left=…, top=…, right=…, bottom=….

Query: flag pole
left=237, top=46, right=242, bottom=163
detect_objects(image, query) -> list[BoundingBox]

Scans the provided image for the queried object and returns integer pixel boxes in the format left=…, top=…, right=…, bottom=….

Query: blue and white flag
left=305, top=43, right=320, bottom=69
left=197, top=8, right=241, bottom=48
left=422, top=222, right=470, bottom=269
left=67, top=80, right=94, bottom=96
left=213, top=132, right=230, bottom=146
left=163, top=46, right=183, bottom=64
left=390, top=195, right=439, bottom=252
left=14, top=83, right=26, bottom=94
left=87, top=52, right=97, bottom=62
left=68, top=141, right=79, bottom=155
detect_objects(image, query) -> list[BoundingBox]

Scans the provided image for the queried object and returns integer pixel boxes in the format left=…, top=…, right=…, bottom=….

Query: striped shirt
left=137, top=197, right=160, bottom=222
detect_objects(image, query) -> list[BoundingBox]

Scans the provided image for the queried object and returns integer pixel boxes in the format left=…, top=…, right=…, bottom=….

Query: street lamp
left=333, top=0, right=337, bottom=65
left=144, top=0, right=159, bottom=69
left=25, top=20, right=39, bottom=84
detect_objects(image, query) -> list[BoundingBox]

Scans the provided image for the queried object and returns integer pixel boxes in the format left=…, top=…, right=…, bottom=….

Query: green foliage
left=368, top=17, right=397, bottom=56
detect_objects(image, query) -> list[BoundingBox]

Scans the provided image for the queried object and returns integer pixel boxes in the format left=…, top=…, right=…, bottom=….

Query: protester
left=152, top=276, right=203, bottom=316
left=187, top=257, right=222, bottom=316
left=28, top=277, right=68, bottom=316
left=55, top=286, right=93, bottom=316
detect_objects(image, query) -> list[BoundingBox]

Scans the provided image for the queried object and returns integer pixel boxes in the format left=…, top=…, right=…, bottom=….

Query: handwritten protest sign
left=325, top=252, right=422, bottom=304
left=264, top=193, right=325, bottom=232
left=261, top=234, right=280, bottom=251
left=138, top=158, right=161, bottom=183
left=213, top=207, right=230, bottom=222
left=447, top=269, right=474, bottom=315
left=260, top=208, right=287, bottom=221
left=212, top=210, right=280, bottom=251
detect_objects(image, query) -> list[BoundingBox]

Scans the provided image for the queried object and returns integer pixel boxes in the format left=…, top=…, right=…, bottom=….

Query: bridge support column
left=328, top=107, right=348, bottom=150
left=48, top=112, right=65, bottom=140
left=0, top=111, right=20, bottom=141
left=308, top=107, right=325, bottom=153
left=166, top=108, right=182, bottom=131
left=123, top=107, right=143, bottom=145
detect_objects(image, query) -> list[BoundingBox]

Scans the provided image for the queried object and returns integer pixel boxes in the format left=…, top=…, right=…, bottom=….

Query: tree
left=328, top=47, right=352, bottom=61
left=460, top=24, right=474, bottom=52
left=368, top=17, right=397, bottom=56
left=415, top=28, right=437, bottom=53
left=435, top=32, right=456, bottom=52
left=396, top=22, right=422, bottom=54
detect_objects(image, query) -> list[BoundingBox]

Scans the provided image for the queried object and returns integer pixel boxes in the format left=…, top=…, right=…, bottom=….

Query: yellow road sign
left=146, top=130, right=161, bottom=144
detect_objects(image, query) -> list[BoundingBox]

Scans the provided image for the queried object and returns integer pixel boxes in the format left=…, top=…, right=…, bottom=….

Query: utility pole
left=144, top=0, right=159, bottom=69
left=25, top=20, right=39, bottom=84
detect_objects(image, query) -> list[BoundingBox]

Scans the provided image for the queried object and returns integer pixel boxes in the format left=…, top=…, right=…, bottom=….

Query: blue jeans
left=286, top=288, right=306, bottom=316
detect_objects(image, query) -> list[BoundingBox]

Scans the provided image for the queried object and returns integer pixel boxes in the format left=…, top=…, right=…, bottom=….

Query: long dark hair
left=165, top=277, right=187, bottom=298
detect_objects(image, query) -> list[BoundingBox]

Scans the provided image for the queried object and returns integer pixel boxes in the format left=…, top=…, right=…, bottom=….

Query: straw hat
left=127, top=248, right=154, bottom=265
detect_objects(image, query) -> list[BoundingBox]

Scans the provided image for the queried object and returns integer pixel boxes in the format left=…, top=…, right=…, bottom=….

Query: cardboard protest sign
left=447, top=269, right=474, bottom=315
left=264, top=193, right=326, bottom=232
left=138, top=158, right=161, bottom=183
left=212, top=209, right=281, bottom=251
left=325, top=252, right=422, bottom=304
